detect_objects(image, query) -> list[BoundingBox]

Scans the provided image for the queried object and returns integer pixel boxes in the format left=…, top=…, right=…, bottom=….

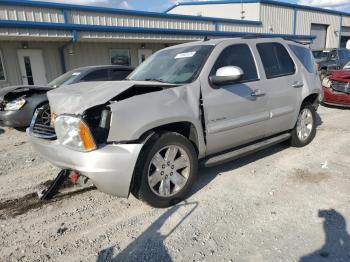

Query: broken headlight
left=4, top=98, right=26, bottom=111
left=55, top=115, right=96, bottom=152
left=322, top=77, right=332, bottom=88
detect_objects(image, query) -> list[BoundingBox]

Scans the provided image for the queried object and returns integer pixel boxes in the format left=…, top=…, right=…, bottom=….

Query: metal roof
left=165, top=0, right=350, bottom=17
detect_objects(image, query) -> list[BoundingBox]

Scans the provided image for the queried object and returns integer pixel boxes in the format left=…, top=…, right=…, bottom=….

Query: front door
left=17, top=49, right=47, bottom=85
left=202, top=44, right=269, bottom=155
left=138, top=49, right=152, bottom=64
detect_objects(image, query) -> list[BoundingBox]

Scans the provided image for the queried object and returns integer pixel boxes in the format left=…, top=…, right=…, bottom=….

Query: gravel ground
left=0, top=105, right=349, bottom=262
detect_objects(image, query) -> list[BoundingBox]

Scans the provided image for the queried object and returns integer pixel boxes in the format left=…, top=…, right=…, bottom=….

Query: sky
left=31, top=0, right=350, bottom=13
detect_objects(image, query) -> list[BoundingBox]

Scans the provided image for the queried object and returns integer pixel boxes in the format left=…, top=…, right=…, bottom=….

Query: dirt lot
left=0, top=105, right=349, bottom=262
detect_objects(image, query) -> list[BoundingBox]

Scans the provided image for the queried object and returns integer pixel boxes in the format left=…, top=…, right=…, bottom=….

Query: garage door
left=310, top=24, right=328, bottom=50
left=341, top=27, right=350, bottom=48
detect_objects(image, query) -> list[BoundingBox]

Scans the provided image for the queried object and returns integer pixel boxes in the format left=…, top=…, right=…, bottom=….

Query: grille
left=29, top=106, right=56, bottom=139
left=332, top=81, right=350, bottom=94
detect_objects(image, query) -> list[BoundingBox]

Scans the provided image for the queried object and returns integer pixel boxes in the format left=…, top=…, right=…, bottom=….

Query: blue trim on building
left=0, top=19, right=315, bottom=40
left=62, top=9, right=69, bottom=24
left=165, top=0, right=350, bottom=16
left=0, top=0, right=261, bottom=25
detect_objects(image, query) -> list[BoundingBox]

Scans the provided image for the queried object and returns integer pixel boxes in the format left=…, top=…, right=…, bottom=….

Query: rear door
left=201, top=43, right=269, bottom=155
left=255, top=42, right=301, bottom=136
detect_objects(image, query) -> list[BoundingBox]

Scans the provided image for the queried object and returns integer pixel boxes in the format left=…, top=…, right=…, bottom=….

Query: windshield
left=344, top=61, right=350, bottom=70
left=128, top=45, right=213, bottom=84
left=312, top=50, right=329, bottom=61
left=48, top=69, right=82, bottom=88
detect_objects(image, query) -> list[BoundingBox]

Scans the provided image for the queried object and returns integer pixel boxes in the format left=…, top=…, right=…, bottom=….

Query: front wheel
left=290, top=103, right=316, bottom=147
left=132, top=132, right=198, bottom=208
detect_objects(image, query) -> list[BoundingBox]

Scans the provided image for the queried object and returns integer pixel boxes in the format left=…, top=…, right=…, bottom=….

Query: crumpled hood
left=0, top=85, right=51, bottom=100
left=48, top=80, right=175, bottom=115
left=329, top=70, right=350, bottom=82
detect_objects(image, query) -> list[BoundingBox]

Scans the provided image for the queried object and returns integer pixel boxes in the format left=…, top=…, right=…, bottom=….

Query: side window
left=288, top=44, right=315, bottom=73
left=110, top=69, right=131, bottom=81
left=82, top=69, right=109, bottom=82
left=211, top=44, right=259, bottom=82
left=329, top=50, right=337, bottom=60
left=257, top=42, right=295, bottom=79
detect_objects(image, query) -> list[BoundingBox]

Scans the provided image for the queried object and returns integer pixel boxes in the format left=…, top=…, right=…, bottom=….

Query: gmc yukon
left=28, top=38, right=323, bottom=207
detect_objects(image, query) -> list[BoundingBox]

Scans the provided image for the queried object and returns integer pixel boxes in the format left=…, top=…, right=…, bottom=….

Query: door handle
left=292, top=82, right=304, bottom=88
left=251, top=89, right=266, bottom=97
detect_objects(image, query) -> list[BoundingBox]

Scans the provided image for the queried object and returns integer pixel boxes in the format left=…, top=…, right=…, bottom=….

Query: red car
left=322, top=68, right=350, bottom=107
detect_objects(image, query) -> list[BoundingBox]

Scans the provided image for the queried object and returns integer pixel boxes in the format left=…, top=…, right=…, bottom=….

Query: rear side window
left=110, top=69, right=131, bottom=80
left=257, top=43, right=295, bottom=79
left=211, top=44, right=259, bottom=82
left=288, top=44, right=315, bottom=73
left=82, top=69, right=109, bottom=81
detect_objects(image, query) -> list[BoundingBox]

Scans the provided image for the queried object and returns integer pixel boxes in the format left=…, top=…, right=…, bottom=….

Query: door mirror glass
left=209, top=66, right=244, bottom=86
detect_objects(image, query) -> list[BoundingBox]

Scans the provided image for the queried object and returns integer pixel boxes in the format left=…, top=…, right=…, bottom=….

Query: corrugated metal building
left=0, top=0, right=349, bottom=88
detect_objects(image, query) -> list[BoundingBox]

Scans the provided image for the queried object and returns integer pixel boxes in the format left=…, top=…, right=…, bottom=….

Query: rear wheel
left=290, top=103, right=316, bottom=147
left=132, top=132, right=198, bottom=208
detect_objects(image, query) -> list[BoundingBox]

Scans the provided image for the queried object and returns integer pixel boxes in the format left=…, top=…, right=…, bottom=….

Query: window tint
left=289, top=44, right=315, bottom=73
left=0, top=50, right=6, bottom=81
left=257, top=43, right=295, bottom=79
left=110, top=69, right=131, bottom=80
left=211, top=44, right=258, bottom=82
left=82, top=69, right=109, bottom=81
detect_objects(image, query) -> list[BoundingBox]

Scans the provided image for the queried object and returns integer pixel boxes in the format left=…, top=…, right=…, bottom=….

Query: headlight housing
left=4, top=98, right=26, bottom=111
left=322, top=77, right=332, bottom=88
left=54, top=115, right=96, bottom=152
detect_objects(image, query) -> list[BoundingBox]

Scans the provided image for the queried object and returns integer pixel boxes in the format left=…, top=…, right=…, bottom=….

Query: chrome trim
left=28, top=107, right=57, bottom=140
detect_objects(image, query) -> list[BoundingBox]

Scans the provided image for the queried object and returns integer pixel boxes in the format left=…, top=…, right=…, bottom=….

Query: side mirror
left=209, top=66, right=244, bottom=86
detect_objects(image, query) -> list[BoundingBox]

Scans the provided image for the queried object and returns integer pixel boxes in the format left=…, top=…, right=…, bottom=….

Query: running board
left=203, top=133, right=291, bottom=167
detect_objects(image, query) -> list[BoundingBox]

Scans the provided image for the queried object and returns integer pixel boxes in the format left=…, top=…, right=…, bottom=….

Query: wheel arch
left=137, top=121, right=202, bottom=157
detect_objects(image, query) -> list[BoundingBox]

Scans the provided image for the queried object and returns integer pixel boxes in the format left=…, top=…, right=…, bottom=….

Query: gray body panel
left=29, top=37, right=322, bottom=198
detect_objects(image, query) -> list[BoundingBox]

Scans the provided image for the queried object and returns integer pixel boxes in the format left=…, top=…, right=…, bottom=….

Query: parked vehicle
left=316, top=48, right=350, bottom=79
left=0, top=65, right=133, bottom=128
left=28, top=38, right=322, bottom=207
left=322, top=61, right=350, bottom=107
left=312, top=49, right=329, bottom=64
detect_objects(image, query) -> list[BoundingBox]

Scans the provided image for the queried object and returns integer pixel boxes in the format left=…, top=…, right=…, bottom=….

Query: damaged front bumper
left=0, top=109, right=33, bottom=127
left=28, top=133, right=143, bottom=198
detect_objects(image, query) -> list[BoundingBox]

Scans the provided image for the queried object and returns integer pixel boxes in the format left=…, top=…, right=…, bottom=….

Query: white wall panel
left=342, top=16, right=350, bottom=27
left=0, top=41, right=63, bottom=88
left=296, top=10, right=340, bottom=48
left=167, top=3, right=260, bottom=21
left=69, top=11, right=215, bottom=31
left=0, top=5, right=64, bottom=23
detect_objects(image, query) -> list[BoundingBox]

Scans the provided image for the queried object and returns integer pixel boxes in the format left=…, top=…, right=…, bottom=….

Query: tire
left=36, top=103, right=51, bottom=126
left=290, top=103, right=316, bottom=147
left=132, top=132, right=198, bottom=208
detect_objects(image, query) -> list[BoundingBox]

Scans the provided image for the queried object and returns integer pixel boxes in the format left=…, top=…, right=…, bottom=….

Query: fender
left=107, top=82, right=207, bottom=158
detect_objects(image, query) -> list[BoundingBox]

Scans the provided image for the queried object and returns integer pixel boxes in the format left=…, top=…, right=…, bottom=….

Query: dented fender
left=107, top=82, right=206, bottom=158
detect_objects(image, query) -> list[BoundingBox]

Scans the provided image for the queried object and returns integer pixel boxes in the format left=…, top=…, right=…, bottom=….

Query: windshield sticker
left=175, top=52, right=196, bottom=59
left=72, top=72, right=81, bottom=76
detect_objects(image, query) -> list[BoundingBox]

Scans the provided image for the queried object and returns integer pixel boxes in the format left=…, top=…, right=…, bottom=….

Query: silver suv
left=28, top=38, right=322, bottom=207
